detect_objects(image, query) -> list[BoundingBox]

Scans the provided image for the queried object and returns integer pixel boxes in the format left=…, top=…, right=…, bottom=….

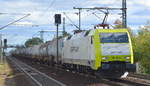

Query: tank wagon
left=12, top=29, right=136, bottom=78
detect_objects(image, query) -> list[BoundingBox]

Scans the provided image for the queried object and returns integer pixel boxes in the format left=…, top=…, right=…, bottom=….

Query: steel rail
left=7, top=57, right=66, bottom=86
left=8, top=57, right=42, bottom=86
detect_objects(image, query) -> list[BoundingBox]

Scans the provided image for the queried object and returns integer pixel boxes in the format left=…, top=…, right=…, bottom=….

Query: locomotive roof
left=64, top=29, right=95, bottom=40
left=64, top=28, right=129, bottom=40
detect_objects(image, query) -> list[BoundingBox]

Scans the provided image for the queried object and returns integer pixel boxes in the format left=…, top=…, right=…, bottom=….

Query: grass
left=0, top=59, right=15, bottom=86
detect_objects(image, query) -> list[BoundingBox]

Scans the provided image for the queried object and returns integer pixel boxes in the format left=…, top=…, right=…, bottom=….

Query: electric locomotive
left=62, top=28, right=135, bottom=78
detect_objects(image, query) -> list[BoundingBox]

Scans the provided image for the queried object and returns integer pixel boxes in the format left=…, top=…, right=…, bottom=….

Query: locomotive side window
left=91, top=36, right=93, bottom=44
left=67, top=35, right=72, bottom=40
left=100, top=32, right=129, bottom=43
left=84, top=30, right=90, bottom=37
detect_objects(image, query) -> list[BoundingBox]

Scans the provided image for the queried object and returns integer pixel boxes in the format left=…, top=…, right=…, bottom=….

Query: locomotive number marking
left=70, top=47, right=79, bottom=52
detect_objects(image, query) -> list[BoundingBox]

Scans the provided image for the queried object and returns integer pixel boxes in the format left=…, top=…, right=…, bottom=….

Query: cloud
left=0, top=0, right=149, bottom=45
left=2, top=34, right=31, bottom=45
left=129, top=0, right=150, bottom=7
left=14, top=21, right=33, bottom=25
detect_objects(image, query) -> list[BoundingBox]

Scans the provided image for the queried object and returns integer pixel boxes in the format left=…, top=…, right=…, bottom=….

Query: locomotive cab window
left=100, top=32, right=129, bottom=43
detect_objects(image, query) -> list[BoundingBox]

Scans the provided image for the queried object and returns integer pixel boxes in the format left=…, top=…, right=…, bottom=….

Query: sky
left=0, top=0, right=150, bottom=46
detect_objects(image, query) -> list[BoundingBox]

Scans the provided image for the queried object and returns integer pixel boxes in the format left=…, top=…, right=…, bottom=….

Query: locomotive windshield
left=100, top=32, right=129, bottom=43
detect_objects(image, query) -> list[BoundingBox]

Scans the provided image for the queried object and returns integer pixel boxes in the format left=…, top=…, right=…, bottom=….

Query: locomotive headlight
left=124, top=57, right=130, bottom=60
left=102, top=57, right=108, bottom=60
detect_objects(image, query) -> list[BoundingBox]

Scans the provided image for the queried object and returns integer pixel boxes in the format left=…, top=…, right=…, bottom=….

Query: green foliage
left=25, top=37, right=43, bottom=47
left=114, top=24, right=123, bottom=28
left=16, top=45, right=25, bottom=49
left=132, top=27, right=150, bottom=74
left=63, top=31, right=71, bottom=37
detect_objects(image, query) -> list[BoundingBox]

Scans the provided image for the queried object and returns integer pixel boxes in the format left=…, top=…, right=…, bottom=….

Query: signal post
left=54, top=14, right=61, bottom=64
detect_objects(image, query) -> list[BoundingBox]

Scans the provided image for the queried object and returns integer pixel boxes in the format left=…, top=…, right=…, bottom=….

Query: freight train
left=12, top=28, right=136, bottom=78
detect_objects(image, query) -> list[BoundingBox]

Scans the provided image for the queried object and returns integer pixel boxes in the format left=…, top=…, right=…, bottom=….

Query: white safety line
left=20, top=60, right=66, bottom=86
left=8, top=57, right=42, bottom=86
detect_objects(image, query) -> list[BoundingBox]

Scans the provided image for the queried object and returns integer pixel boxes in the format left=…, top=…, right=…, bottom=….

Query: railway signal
left=54, top=14, right=61, bottom=63
left=4, top=39, right=7, bottom=49
left=55, top=14, right=61, bottom=25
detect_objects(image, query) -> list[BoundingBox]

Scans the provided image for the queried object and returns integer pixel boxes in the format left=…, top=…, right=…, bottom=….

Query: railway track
left=129, top=73, right=150, bottom=80
left=103, top=73, right=150, bottom=86
left=122, top=73, right=150, bottom=86
left=9, top=56, right=150, bottom=86
left=91, top=77, right=150, bottom=86
left=7, top=57, right=66, bottom=86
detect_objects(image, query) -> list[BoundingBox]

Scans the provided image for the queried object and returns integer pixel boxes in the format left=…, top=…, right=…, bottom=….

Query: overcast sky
left=0, top=0, right=150, bottom=45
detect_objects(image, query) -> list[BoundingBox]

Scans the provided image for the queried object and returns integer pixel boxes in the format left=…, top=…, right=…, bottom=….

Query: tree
left=25, top=37, right=43, bottom=47
left=63, top=31, right=71, bottom=37
left=132, top=21, right=150, bottom=74
left=16, top=45, right=25, bottom=49
left=114, top=19, right=123, bottom=28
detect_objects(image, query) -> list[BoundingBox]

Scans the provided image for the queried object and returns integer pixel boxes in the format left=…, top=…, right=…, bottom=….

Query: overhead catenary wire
left=92, top=12, right=103, bottom=20
left=0, top=13, right=30, bottom=15
left=38, top=0, right=56, bottom=20
left=43, top=0, right=56, bottom=13
left=71, top=0, right=81, bottom=7
left=75, top=0, right=92, bottom=7
left=63, top=12, right=79, bottom=29
left=0, top=14, right=31, bottom=30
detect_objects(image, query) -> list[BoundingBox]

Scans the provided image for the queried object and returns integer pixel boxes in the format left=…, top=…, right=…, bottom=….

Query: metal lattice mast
left=122, top=0, right=127, bottom=28
left=63, top=17, right=66, bottom=36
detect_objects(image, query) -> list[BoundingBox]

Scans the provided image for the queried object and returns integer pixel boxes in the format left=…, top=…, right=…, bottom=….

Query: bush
left=132, top=29, right=150, bottom=74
